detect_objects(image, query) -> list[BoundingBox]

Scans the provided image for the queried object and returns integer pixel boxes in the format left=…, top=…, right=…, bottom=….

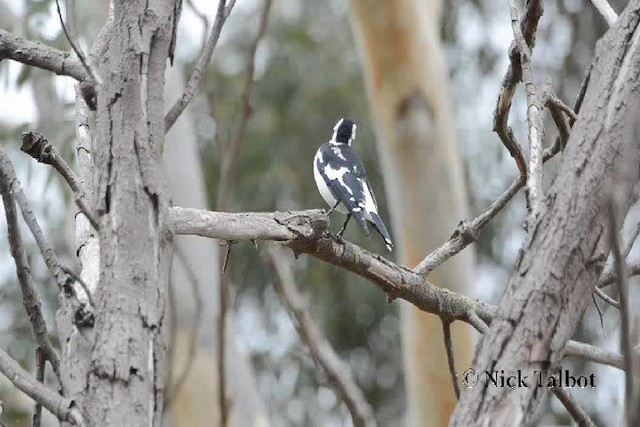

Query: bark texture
left=451, top=3, right=640, bottom=424
left=69, top=1, right=176, bottom=424
left=348, top=1, right=474, bottom=425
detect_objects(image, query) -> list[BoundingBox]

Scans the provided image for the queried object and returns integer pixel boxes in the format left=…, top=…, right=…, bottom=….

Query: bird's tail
left=369, top=212, right=393, bottom=251
left=352, top=209, right=370, bottom=237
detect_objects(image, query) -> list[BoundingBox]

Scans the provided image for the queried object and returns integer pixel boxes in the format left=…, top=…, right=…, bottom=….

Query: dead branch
left=0, top=347, right=83, bottom=425
left=590, top=0, right=618, bottom=27
left=20, top=131, right=99, bottom=230
left=493, top=0, right=544, bottom=178
left=0, top=145, right=72, bottom=292
left=168, top=206, right=627, bottom=370
left=509, top=0, right=545, bottom=213
left=216, top=0, right=274, bottom=210
left=442, top=320, right=460, bottom=400
left=0, top=162, right=61, bottom=382
left=32, top=349, right=45, bottom=427
left=551, top=388, right=597, bottom=427
left=0, top=29, right=86, bottom=81
left=54, top=0, right=101, bottom=84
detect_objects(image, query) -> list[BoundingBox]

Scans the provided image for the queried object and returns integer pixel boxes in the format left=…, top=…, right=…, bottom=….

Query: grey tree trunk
left=61, top=1, right=177, bottom=424
left=451, top=2, right=640, bottom=424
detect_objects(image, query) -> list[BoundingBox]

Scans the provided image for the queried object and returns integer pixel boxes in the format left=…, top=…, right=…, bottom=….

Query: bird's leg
left=326, top=200, right=340, bottom=216
left=337, top=214, right=351, bottom=239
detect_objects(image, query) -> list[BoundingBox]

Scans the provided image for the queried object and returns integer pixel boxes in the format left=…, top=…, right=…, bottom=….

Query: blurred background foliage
left=0, top=0, right=632, bottom=425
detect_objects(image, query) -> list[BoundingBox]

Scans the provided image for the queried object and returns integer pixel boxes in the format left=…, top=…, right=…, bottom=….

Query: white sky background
left=0, top=0, right=629, bottom=423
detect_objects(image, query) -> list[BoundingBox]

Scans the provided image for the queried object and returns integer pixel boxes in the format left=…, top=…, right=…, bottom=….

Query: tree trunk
left=68, top=1, right=177, bottom=424
left=348, top=1, right=475, bottom=425
left=451, top=2, right=640, bottom=424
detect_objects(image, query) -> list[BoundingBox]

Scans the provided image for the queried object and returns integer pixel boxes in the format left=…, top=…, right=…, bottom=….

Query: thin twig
left=60, top=265, right=96, bottom=308
left=164, top=0, right=236, bottom=132
left=623, top=220, right=640, bottom=258
left=594, top=287, right=620, bottom=309
left=0, top=347, right=84, bottom=426
left=509, top=0, right=544, bottom=213
left=442, top=320, right=460, bottom=400
left=0, top=182, right=61, bottom=382
left=609, top=198, right=634, bottom=425
left=165, top=248, right=204, bottom=404
left=591, top=293, right=605, bottom=334
left=32, top=348, right=45, bottom=427
left=20, top=132, right=99, bottom=230
left=219, top=244, right=231, bottom=427
left=217, top=0, right=274, bottom=211
left=542, top=85, right=575, bottom=150
left=589, top=0, right=618, bottom=27
left=53, top=0, right=101, bottom=84
left=551, top=388, right=597, bottom=427
left=266, top=249, right=376, bottom=427
left=598, top=263, right=640, bottom=288
left=467, top=311, right=488, bottom=334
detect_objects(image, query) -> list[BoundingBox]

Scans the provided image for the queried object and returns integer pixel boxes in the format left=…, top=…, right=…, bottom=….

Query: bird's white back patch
left=331, top=146, right=346, bottom=160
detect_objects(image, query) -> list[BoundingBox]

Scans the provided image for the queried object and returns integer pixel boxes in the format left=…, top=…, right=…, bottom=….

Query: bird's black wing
left=317, top=144, right=370, bottom=236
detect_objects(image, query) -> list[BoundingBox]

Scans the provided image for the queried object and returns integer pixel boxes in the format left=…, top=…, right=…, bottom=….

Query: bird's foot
left=332, top=231, right=346, bottom=244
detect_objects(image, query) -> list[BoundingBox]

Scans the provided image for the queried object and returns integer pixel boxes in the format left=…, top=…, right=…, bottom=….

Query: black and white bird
left=313, top=118, right=393, bottom=251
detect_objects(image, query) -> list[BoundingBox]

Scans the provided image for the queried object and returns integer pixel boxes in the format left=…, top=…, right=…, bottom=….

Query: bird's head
left=331, top=118, right=357, bottom=146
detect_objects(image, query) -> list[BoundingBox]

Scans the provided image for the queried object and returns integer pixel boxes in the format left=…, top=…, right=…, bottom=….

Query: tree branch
left=551, top=388, right=597, bottom=427
left=442, top=320, right=460, bottom=400
left=0, top=184, right=61, bottom=382
left=0, top=347, right=84, bottom=425
left=54, top=0, right=101, bottom=84
left=493, top=0, right=544, bottom=178
left=266, top=249, right=376, bottom=427
left=509, top=0, right=545, bottom=213
left=168, top=206, right=627, bottom=370
left=0, top=29, right=86, bottom=81
left=20, top=131, right=99, bottom=231
left=590, top=0, right=618, bottom=27
left=216, top=0, right=273, bottom=210
left=0, top=145, right=72, bottom=292
left=609, top=198, right=635, bottom=425
left=164, top=0, right=236, bottom=132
